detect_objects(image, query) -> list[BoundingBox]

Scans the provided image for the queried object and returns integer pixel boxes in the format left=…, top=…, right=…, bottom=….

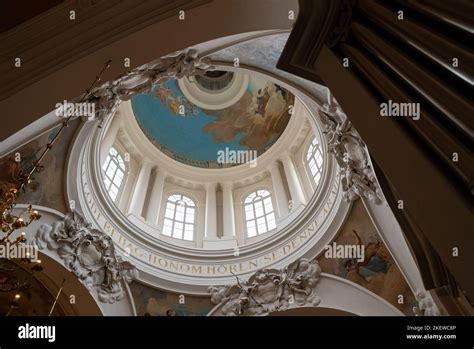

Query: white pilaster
left=204, top=183, right=217, bottom=239
left=146, top=167, right=166, bottom=225
left=222, top=182, right=236, bottom=237
left=128, top=161, right=152, bottom=218
left=268, top=161, right=289, bottom=217
left=100, top=114, right=121, bottom=165
left=281, top=152, right=306, bottom=208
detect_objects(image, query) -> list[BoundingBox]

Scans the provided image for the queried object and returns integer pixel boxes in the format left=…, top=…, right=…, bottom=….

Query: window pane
left=175, top=210, right=184, bottom=222
left=103, top=156, right=111, bottom=171
left=172, top=228, right=183, bottom=239
left=244, top=190, right=277, bottom=237
left=255, top=206, right=264, bottom=217
left=163, top=194, right=195, bottom=241
left=247, top=226, right=257, bottom=237
left=268, top=219, right=276, bottom=231
left=185, top=212, right=194, bottom=223
left=109, top=185, right=118, bottom=195
left=306, top=137, right=324, bottom=187
left=174, top=221, right=183, bottom=230
left=118, top=158, right=125, bottom=170
left=264, top=203, right=273, bottom=214
left=162, top=225, right=172, bottom=236
left=183, top=229, right=193, bottom=241
left=165, top=208, right=174, bottom=219
left=245, top=206, right=254, bottom=220
left=315, top=173, right=321, bottom=185
left=106, top=165, right=116, bottom=179
left=103, top=147, right=127, bottom=202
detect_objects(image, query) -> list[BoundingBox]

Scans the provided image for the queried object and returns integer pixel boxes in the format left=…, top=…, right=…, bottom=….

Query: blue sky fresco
left=131, top=80, right=247, bottom=162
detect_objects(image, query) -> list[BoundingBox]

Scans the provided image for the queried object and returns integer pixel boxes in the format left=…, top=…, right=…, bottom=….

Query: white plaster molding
left=13, top=204, right=135, bottom=316
left=178, top=72, right=249, bottom=110
left=362, top=197, right=440, bottom=316
left=32, top=210, right=138, bottom=304
left=65, top=114, right=348, bottom=294
left=0, top=110, right=63, bottom=158
left=208, top=260, right=403, bottom=316
left=319, top=91, right=383, bottom=204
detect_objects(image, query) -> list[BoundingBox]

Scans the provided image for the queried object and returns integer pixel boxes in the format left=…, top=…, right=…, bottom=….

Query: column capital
left=138, top=159, right=153, bottom=170
left=281, top=151, right=293, bottom=161
left=155, top=167, right=168, bottom=179
left=205, top=182, right=217, bottom=191
left=268, top=160, right=281, bottom=172
left=221, top=181, right=233, bottom=190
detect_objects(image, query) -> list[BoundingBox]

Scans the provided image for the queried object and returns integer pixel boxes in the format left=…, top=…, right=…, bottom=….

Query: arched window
left=162, top=194, right=196, bottom=241
left=306, top=137, right=323, bottom=187
left=244, top=189, right=276, bottom=237
left=102, top=147, right=126, bottom=202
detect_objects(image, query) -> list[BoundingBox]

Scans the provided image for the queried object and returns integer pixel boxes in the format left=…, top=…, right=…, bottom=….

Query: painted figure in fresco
left=0, top=156, right=20, bottom=197
left=356, top=241, right=390, bottom=281
left=202, top=82, right=294, bottom=150
left=255, top=86, right=271, bottom=117
left=153, top=84, right=198, bottom=117
left=341, top=230, right=391, bottom=282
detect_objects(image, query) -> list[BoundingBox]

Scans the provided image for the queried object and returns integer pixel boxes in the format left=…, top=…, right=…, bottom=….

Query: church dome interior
left=0, top=0, right=471, bottom=339
left=96, top=69, right=329, bottom=252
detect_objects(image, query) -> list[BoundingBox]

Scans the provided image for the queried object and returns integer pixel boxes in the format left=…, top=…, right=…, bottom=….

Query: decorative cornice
left=413, top=291, right=441, bottom=316
left=33, top=211, right=138, bottom=304
left=85, top=49, right=214, bottom=125
left=208, top=258, right=321, bottom=316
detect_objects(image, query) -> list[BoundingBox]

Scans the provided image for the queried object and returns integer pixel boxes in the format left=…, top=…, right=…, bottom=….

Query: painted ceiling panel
left=131, top=74, right=294, bottom=168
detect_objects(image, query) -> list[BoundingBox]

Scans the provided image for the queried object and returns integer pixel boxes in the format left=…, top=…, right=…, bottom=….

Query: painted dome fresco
left=131, top=71, right=294, bottom=168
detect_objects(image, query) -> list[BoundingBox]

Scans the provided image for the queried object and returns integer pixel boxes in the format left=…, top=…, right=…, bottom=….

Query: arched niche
left=14, top=205, right=137, bottom=316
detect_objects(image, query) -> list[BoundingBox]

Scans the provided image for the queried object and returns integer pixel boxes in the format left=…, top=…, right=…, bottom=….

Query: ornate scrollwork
left=85, top=49, right=214, bottom=123
left=413, top=291, right=440, bottom=316
left=319, top=92, right=383, bottom=204
left=33, top=211, right=137, bottom=304
left=208, top=259, right=321, bottom=316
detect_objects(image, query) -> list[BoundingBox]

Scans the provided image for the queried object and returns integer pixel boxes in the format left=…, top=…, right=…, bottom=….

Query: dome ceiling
left=131, top=71, right=294, bottom=168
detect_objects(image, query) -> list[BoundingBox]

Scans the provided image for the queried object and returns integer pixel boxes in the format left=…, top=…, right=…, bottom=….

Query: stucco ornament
left=33, top=211, right=138, bottom=303
left=319, top=91, right=383, bottom=204
left=85, top=48, right=214, bottom=123
left=208, top=258, right=321, bottom=316
left=413, top=291, right=440, bottom=316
